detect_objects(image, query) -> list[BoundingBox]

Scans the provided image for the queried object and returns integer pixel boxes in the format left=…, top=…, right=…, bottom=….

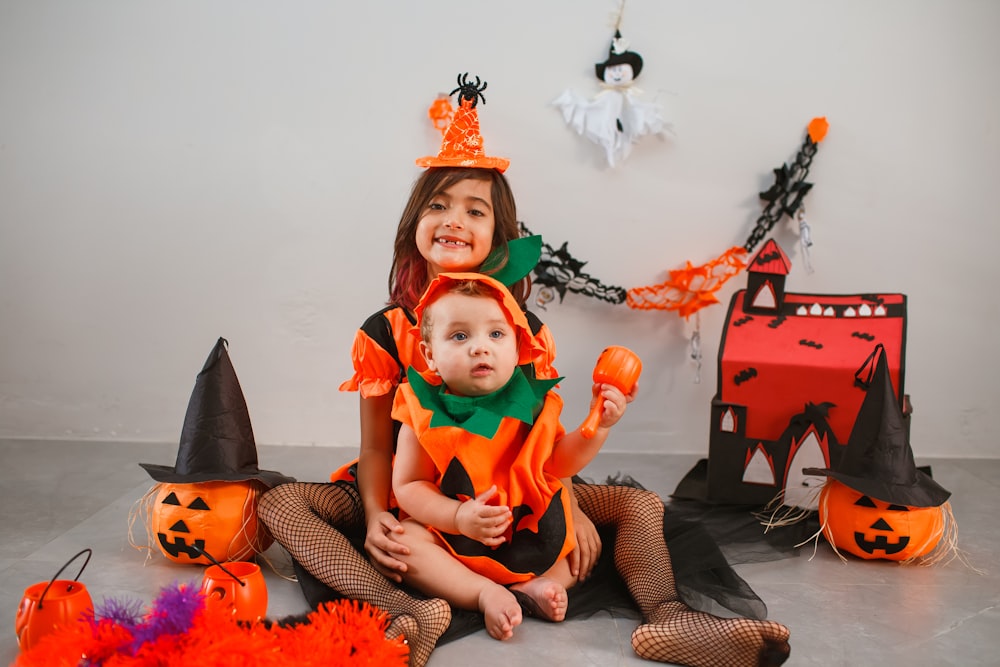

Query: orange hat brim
left=414, top=272, right=536, bottom=366
left=416, top=155, right=510, bottom=173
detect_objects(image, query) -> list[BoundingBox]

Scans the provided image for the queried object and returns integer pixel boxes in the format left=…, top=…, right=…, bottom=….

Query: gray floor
left=2, top=439, right=997, bottom=666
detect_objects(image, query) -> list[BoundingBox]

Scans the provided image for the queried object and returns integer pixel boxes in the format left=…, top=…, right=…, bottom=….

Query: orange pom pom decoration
left=428, top=94, right=454, bottom=135
left=807, top=116, right=829, bottom=144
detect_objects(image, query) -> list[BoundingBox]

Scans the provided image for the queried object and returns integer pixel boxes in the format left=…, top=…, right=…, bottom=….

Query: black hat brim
left=803, top=466, right=951, bottom=507
left=139, top=462, right=294, bottom=489
left=595, top=52, right=644, bottom=80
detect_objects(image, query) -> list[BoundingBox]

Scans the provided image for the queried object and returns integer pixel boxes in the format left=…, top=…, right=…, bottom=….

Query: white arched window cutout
left=784, top=430, right=827, bottom=510
left=742, top=444, right=776, bottom=486
left=720, top=407, right=737, bottom=432
left=751, top=281, right=777, bottom=309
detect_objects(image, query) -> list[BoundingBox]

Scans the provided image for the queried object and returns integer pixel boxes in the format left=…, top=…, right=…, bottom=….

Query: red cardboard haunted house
left=675, top=239, right=909, bottom=507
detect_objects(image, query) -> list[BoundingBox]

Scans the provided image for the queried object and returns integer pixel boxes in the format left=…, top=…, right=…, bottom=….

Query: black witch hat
left=140, top=337, right=295, bottom=488
left=803, top=344, right=950, bottom=507
left=595, top=30, right=644, bottom=81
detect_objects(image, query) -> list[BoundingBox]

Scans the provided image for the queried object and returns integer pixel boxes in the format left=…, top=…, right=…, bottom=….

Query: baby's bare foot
left=510, top=576, right=568, bottom=622
left=478, top=585, right=523, bottom=641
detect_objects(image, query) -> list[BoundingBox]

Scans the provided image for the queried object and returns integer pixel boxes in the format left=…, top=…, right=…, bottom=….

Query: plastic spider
left=450, top=72, right=487, bottom=108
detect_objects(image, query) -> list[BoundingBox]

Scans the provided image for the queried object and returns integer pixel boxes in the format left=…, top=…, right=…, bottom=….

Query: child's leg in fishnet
left=572, top=483, right=790, bottom=667
left=258, top=482, right=451, bottom=667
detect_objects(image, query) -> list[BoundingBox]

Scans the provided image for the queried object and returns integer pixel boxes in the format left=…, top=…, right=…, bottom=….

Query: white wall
left=1, top=0, right=997, bottom=458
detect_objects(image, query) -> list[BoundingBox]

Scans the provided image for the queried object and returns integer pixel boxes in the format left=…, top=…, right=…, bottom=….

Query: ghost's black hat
left=803, top=344, right=949, bottom=507
left=595, top=30, right=644, bottom=81
left=140, top=337, right=294, bottom=488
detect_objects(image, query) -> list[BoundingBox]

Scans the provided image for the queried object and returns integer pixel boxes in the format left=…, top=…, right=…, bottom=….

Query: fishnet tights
left=572, top=483, right=791, bottom=667
left=258, top=482, right=451, bottom=667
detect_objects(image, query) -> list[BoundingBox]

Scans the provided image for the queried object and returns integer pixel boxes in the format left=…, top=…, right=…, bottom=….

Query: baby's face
left=603, top=63, right=635, bottom=87
left=421, top=292, right=519, bottom=397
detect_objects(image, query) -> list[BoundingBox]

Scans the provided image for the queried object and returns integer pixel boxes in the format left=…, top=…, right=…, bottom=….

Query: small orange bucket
left=200, top=560, right=267, bottom=622
left=15, top=549, right=95, bottom=651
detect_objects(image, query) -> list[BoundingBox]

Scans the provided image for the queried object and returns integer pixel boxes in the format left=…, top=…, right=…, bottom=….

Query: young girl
left=259, top=81, right=791, bottom=667
left=391, top=272, right=629, bottom=642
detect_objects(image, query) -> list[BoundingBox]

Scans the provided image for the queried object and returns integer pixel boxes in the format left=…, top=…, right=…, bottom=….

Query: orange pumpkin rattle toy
left=581, top=345, right=642, bottom=438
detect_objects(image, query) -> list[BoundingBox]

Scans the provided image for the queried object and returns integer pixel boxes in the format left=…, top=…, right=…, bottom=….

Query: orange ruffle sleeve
left=338, top=329, right=403, bottom=399
left=531, top=322, right=559, bottom=381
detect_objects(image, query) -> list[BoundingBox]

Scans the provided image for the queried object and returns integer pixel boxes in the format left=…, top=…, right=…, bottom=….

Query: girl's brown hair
left=388, top=167, right=529, bottom=311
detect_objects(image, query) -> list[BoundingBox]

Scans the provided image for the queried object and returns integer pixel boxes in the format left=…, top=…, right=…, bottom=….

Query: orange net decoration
left=428, top=95, right=454, bottom=135
left=626, top=246, right=749, bottom=318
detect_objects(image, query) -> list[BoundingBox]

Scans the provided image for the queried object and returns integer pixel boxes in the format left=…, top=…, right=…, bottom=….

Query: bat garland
left=518, top=224, right=628, bottom=307
left=527, top=118, right=828, bottom=317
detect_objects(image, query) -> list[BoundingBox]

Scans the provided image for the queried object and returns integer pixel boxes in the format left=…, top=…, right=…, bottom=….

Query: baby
left=391, top=272, right=629, bottom=641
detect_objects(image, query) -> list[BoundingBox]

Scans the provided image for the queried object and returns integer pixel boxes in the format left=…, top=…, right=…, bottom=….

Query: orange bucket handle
left=194, top=544, right=246, bottom=587
left=38, top=548, right=91, bottom=610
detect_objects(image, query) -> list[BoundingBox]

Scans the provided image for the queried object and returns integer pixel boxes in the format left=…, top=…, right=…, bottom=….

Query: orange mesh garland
left=626, top=246, right=748, bottom=318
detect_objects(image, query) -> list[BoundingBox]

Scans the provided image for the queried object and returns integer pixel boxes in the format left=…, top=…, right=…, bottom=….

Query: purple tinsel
left=126, top=580, right=204, bottom=652
left=93, top=596, right=145, bottom=629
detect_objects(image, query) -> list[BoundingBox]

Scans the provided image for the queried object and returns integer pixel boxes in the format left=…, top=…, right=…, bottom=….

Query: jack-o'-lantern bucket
left=803, top=344, right=952, bottom=562
left=15, top=549, right=95, bottom=651
left=200, top=560, right=267, bottom=622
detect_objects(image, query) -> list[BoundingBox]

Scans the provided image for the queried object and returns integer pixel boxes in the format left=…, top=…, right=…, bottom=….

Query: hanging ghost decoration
left=553, top=29, right=670, bottom=167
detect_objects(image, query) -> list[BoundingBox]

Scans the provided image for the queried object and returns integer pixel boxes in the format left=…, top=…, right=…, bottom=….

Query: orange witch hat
left=416, top=72, right=509, bottom=173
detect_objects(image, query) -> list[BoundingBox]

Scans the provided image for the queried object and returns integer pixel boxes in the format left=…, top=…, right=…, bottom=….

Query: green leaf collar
left=406, top=366, right=561, bottom=439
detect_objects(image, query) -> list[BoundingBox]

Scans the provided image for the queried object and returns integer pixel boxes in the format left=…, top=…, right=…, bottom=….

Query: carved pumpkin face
left=151, top=480, right=272, bottom=564
left=818, top=480, right=944, bottom=561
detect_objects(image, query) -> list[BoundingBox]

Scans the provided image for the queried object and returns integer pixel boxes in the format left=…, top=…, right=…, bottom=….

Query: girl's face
left=416, top=178, right=496, bottom=280
left=420, top=292, right=519, bottom=397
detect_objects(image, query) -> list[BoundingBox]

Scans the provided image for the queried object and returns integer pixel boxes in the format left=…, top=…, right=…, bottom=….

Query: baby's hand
left=455, top=485, right=512, bottom=547
left=591, top=383, right=628, bottom=430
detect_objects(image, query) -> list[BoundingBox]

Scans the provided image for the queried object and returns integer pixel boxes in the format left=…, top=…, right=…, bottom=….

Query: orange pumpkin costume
left=393, top=370, right=573, bottom=584
left=390, top=272, right=576, bottom=585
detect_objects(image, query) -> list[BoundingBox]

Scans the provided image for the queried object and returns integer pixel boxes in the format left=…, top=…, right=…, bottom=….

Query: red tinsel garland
left=14, top=583, right=408, bottom=667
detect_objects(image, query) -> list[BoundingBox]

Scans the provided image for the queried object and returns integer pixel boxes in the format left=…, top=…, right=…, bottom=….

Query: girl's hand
left=364, top=511, right=410, bottom=582
left=568, top=500, right=601, bottom=581
left=454, top=485, right=512, bottom=546
left=591, top=383, right=628, bottom=430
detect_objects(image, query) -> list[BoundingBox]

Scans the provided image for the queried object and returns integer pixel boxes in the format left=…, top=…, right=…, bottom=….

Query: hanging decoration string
left=797, top=207, right=815, bottom=275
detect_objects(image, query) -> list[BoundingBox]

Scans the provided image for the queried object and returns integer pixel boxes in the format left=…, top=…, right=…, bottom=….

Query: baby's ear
left=419, top=340, right=436, bottom=371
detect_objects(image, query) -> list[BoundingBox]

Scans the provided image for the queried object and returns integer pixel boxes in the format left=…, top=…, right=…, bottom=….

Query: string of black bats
left=522, top=128, right=823, bottom=307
